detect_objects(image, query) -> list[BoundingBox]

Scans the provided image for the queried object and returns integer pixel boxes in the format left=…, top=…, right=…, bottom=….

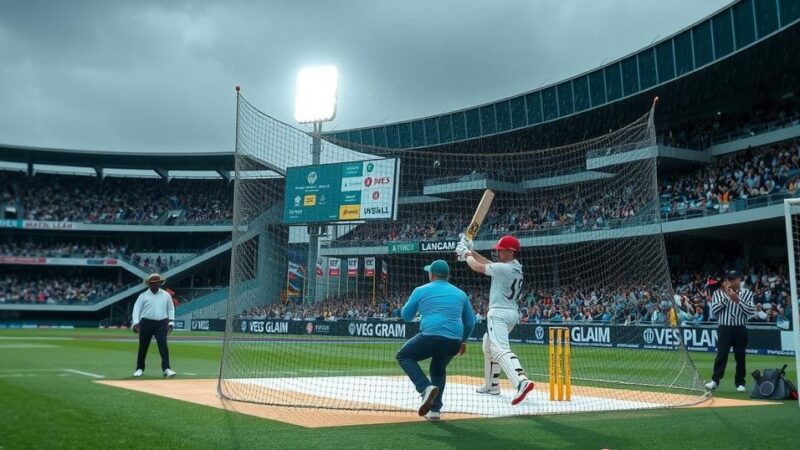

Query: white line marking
left=183, top=372, right=198, bottom=375
left=62, top=369, right=105, bottom=379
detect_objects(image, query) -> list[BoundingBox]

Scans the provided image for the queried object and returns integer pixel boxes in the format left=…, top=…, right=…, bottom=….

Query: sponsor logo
left=294, top=196, right=302, bottom=206
left=535, top=326, right=544, bottom=341
left=248, top=321, right=289, bottom=334
left=367, top=162, right=375, bottom=172
left=306, top=322, right=314, bottom=334
left=348, top=322, right=406, bottom=338
left=372, top=191, right=380, bottom=200
left=0, top=256, right=46, bottom=265
left=303, top=194, right=316, bottom=206
left=363, top=176, right=391, bottom=188
left=643, top=328, right=717, bottom=347
left=341, top=177, right=362, bottom=191
left=643, top=328, right=655, bottom=344
left=319, top=194, right=326, bottom=204
left=420, top=240, right=458, bottom=252
left=570, top=326, right=610, bottom=343
left=314, top=323, right=330, bottom=334
left=388, top=241, right=419, bottom=254
left=362, top=206, right=389, bottom=215
left=241, top=321, right=248, bottom=332
left=192, top=320, right=210, bottom=331
left=23, top=221, right=74, bottom=230
left=339, top=205, right=360, bottom=220
left=307, top=171, right=318, bottom=185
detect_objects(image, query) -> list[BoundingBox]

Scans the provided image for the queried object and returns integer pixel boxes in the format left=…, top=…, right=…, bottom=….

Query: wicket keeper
left=396, top=260, right=476, bottom=421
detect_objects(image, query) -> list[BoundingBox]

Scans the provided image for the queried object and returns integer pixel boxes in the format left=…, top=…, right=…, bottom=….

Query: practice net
left=219, top=93, right=707, bottom=417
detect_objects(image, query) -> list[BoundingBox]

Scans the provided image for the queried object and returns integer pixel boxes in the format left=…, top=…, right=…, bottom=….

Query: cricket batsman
left=455, top=234, right=534, bottom=405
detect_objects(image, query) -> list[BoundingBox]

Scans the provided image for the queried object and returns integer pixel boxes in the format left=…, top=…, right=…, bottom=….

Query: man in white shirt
left=456, top=234, right=534, bottom=406
left=132, top=273, right=176, bottom=378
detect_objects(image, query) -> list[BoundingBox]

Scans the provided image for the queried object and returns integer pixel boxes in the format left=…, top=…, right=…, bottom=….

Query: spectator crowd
left=0, top=273, right=125, bottom=305
left=0, top=173, right=234, bottom=224
left=239, top=264, right=792, bottom=328
left=660, top=138, right=800, bottom=217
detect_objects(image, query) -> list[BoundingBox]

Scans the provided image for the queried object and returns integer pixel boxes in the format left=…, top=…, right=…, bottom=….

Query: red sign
left=328, top=259, right=341, bottom=276
left=0, top=256, right=47, bottom=265
left=372, top=191, right=380, bottom=200
left=347, top=258, right=358, bottom=277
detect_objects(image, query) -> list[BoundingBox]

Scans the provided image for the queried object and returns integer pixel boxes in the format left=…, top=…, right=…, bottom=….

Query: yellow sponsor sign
left=339, top=204, right=360, bottom=220
left=303, top=195, right=316, bottom=206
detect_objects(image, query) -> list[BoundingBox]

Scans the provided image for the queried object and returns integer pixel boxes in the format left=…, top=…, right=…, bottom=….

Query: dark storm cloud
left=0, top=0, right=731, bottom=152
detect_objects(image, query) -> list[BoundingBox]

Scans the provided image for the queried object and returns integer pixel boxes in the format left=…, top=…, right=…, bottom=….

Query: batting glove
left=455, top=243, right=471, bottom=261
left=458, top=233, right=474, bottom=251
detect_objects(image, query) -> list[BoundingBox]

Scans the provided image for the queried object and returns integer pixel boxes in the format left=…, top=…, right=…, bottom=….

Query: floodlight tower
left=295, top=66, right=339, bottom=303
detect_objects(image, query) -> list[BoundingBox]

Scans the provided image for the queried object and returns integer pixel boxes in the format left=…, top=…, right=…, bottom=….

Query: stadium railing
left=710, top=114, right=800, bottom=146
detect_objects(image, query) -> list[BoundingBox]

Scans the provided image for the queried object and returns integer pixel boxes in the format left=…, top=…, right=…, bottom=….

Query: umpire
left=132, top=273, right=176, bottom=378
left=706, top=270, right=755, bottom=392
left=396, top=260, right=476, bottom=421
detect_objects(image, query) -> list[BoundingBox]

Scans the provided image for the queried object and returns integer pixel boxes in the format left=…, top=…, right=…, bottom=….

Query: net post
left=784, top=199, right=800, bottom=408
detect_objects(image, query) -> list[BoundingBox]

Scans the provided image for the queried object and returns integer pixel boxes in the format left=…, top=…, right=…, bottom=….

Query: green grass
left=0, top=329, right=797, bottom=449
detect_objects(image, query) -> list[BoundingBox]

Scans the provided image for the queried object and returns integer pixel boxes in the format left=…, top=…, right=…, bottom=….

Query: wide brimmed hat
left=145, top=273, right=166, bottom=285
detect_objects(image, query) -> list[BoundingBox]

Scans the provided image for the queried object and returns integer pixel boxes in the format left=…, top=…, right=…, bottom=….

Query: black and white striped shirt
left=710, top=288, right=755, bottom=326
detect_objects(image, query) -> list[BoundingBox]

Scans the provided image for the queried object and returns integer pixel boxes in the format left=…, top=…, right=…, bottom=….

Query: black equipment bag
left=750, top=365, right=798, bottom=400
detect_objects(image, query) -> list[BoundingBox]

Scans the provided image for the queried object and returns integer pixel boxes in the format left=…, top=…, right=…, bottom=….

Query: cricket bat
left=464, top=190, right=495, bottom=240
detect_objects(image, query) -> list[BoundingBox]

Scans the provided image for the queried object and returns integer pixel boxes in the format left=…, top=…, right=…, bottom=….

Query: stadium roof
left=0, top=143, right=239, bottom=172
left=324, top=0, right=800, bottom=151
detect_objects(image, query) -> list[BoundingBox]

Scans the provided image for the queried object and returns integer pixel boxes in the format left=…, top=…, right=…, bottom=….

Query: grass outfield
left=0, top=328, right=797, bottom=449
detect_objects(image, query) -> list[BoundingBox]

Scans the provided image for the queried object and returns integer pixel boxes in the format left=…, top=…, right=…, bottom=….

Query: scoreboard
left=283, top=158, right=400, bottom=224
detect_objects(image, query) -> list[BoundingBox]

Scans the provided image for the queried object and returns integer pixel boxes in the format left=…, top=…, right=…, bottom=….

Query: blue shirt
left=401, top=280, right=475, bottom=341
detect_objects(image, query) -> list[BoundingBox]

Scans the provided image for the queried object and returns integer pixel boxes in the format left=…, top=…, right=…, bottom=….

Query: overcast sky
left=0, top=0, right=732, bottom=153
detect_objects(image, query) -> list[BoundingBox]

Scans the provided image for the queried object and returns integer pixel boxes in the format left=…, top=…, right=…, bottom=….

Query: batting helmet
left=492, top=235, right=520, bottom=252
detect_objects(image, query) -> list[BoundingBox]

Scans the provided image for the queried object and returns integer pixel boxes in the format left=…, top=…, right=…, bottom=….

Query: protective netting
left=219, top=93, right=706, bottom=417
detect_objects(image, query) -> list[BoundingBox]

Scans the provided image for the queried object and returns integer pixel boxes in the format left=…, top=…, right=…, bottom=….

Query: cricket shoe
left=475, top=385, right=500, bottom=395
left=736, top=385, right=746, bottom=392
left=425, top=411, right=441, bottom=422
left=511, top=380, right=534, bottom=405
left=704, top=381, right=717, bottom=391
left=418, top=385, right=439, bottom=416
left=133, top=369, right=143, bottom=377
left=163, top=369, right=176, bottom=378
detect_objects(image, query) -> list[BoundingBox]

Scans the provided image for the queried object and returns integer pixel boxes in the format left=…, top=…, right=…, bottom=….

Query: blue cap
left=424, top=260, right=450, bottom=277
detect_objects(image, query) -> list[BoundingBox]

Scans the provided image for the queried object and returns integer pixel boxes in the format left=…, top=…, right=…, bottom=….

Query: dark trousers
left=396, top=333, right=461, bottom=413
left=712, top=325, right=748, bottom=386
left=136, top=318, right=171, bottom=371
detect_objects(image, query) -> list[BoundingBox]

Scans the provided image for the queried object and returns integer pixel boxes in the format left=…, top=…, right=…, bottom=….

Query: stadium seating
left=0, top=172, right=233, bottom=224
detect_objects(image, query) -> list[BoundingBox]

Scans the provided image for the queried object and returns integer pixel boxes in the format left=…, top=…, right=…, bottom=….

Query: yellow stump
left=548, top=328, right=555, bottom=401
left=549, top=327, right=572, bottom=402
left=564, top=329, right=571, bottom=401
left=556, top=328, right=563, bottom=401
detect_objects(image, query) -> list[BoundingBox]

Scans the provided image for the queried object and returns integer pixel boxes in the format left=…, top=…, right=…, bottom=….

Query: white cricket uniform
left=482, top=259, right=527, bottom=389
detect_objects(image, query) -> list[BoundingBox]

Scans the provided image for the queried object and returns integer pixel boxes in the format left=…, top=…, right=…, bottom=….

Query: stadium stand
left=0, top=172, right=233, bottom=224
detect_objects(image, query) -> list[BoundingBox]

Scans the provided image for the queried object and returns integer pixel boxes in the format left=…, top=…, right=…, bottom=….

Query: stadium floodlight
left=294, top=66, right=339, bottom=124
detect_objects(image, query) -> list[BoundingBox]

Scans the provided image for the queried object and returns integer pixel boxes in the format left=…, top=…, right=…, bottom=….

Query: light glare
left=294, top=66, right=339, bottom=123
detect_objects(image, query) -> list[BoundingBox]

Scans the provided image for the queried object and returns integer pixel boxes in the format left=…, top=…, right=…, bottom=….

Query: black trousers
left=712, top=325, right=748, bottom=386
left=136, top=318, right=171, bottom=371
